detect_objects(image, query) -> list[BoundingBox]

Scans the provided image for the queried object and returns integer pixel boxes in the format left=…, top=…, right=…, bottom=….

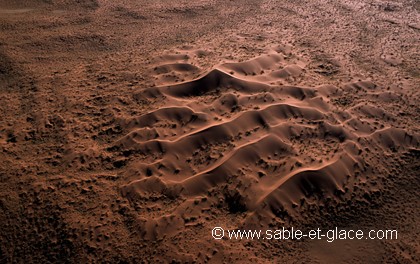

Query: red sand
left=0, top=0, right=419, bottom=263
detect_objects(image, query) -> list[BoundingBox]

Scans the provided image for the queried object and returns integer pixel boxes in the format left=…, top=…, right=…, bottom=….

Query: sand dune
left=118, top=48, right=419, bottom=240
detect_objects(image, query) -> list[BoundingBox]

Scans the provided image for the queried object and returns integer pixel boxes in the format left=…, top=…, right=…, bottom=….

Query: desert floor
left=0, top=0, right=419, bottom=263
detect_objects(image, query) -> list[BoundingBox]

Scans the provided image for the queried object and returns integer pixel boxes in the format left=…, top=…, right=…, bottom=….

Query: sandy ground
left=0, top=0, right=419, bottom=263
